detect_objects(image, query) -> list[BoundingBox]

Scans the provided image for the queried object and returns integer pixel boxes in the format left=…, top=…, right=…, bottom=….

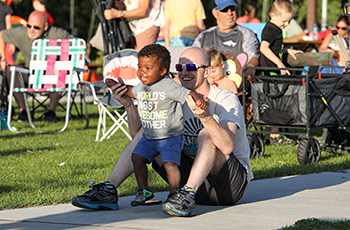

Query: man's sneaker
left=130, top=189, right=154, bottom=207
left=44, top=110, right=58, bottom=122
left=17, top=110, right=28, bottom=123
left=71, top=181, right=119, bottom=210
left=162, top=187, right=196, bottom=217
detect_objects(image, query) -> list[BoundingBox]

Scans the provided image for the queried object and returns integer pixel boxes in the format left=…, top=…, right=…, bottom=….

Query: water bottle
left=312, top=23, right=319, bottom=41
left=0, top=109, right=8, bottom=131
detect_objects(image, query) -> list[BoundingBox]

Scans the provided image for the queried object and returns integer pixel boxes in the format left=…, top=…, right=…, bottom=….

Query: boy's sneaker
left=17, top=110, right=28, bottom=123
left=130, top=189, right=154, bottom=207
left=71, top=181, right=119, bottom=210
left=162, top=187, right=196, bottom=217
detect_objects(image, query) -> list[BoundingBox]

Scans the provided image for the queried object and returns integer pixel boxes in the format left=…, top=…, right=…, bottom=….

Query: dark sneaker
left=130, top=189, right=154, bottom=207
left=44, top=110, right=58, bottom=122
left=17, top=109, right=28, bottom=123
left=162, top=187, right=196, bottom=217
left=71, top=181, right=119, bottom=210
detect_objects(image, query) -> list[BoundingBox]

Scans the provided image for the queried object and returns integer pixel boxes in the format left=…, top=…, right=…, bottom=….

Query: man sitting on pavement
left=72, top=47, right=253, bottom=217
left=0, top=11, right=74, bottom=122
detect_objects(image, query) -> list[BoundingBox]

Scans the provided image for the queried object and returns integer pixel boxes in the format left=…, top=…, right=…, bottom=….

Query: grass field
left=1, top=102, right=350, bottom=212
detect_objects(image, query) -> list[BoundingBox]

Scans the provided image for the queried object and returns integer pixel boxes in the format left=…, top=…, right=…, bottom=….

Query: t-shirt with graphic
left=132, top=77, right=191, bottom=140
left=193, top=25, right=259, bottom=62
left=182, top=84, right=253, bottom=181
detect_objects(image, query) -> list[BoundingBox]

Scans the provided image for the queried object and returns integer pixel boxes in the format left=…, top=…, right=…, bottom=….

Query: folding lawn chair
left=80, top=49, right=139, bottom=141
left=7, top=38, right=88, bottom=133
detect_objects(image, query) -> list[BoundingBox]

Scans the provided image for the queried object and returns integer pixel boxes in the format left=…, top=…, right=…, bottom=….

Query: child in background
left=106, top=44, right=207, bottom=206
left=205, top=48, right=238, bottom=95
left=259, top=0, right=301, bottom=145
left=260, top=0, right=302, bottom=75
left=32, top=0, right=54, bottom=25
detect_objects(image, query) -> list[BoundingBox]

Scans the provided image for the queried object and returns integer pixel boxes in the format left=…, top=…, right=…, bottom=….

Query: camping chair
left=7, top=38, right=88, bottom=133
left=80, top=49, right=139, bottom=141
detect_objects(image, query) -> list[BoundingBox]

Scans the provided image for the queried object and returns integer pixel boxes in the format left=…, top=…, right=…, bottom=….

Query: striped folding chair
left=80, top=49, right=139, bottom=141
left=7, top=38, right=88, bottom=133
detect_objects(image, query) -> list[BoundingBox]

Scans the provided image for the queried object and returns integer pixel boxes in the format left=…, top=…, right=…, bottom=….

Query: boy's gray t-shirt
left=132, top=77, right=191, bottom=140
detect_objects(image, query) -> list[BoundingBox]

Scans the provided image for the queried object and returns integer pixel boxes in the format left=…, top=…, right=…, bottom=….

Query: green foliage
left=1, top=102, right=350, bottom=210
left=282, top=218, right=350, bottom=230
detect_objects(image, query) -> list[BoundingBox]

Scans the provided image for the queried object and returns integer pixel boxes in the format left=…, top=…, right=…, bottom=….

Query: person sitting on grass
left=259, top=0, right=302, bottom=145
left=105, top=44, right=207, bottom=206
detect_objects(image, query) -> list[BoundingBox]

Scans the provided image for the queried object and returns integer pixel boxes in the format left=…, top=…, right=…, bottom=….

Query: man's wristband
left=120, top=10, right=124, bottom=18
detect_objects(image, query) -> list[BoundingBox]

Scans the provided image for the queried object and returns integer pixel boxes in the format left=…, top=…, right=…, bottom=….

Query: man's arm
left=186, top=96, right=234, bottom=155
left=0, top=31, right=7, bottom=70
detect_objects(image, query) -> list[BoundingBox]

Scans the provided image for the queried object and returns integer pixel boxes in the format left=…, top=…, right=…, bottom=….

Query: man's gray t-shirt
left=132, top=77, right=191, bottom=140
left=2, top=26, right=74, bottom=68
left=193, top=25, right=260, bottom=61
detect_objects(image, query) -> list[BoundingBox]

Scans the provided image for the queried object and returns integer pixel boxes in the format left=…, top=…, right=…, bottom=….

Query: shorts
left=133, top=133, right=183, bottom=165
left=153, top=152, right=248, bottom=205
left=134, top=26, right=160, bottom=51
left=170, top=36, right=194, bottom=47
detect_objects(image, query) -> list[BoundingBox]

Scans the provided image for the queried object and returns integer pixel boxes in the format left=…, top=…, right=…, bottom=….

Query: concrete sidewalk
left=1, top=170, right=349, bottom=230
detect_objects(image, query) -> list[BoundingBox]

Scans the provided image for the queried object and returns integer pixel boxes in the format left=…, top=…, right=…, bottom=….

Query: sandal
left=270, top=135, right=296, bottom=146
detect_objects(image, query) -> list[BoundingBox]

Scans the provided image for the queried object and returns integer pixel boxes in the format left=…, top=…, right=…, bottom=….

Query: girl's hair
left=270, top=0, right=294, bottom=16
left=246, top=2, right=258, bottom=23
left=338, top=15, right=350, bottom=26
left=204, top=47, right=224, bottom=67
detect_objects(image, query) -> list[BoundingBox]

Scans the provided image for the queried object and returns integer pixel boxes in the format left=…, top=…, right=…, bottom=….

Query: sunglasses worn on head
left=175, top=63, right=209, bottom=72
left=27, top=24, right=41, bottom=30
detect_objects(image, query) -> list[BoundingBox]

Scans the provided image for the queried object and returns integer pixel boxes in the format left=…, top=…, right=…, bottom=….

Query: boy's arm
left=260, top=41, right=289, bottom=75
left=188, top=91, right=207, bottom=110
left=105, top=78, right=136, bottom=99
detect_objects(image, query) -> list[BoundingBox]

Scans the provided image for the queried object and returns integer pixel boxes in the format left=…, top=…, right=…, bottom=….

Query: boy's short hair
left=34, top=0, right=47, bottom=5
left=138, top=44, right=171, bottom=75
left=204, top=47, right=224, bottom=68
left=270, top=0, right=294, bottom=16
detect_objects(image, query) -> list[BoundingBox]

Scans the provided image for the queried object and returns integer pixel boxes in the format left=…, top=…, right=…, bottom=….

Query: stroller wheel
left=248, top=134, right=265, bottom=159
left=297, top=138, right=321, bottom=164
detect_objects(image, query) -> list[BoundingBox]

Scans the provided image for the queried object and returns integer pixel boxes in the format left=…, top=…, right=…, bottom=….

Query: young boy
left=260, top=0, right=302, bottom=76
left=260, top=0, right=301, bottom=145
left=106, top=44, right=207, bottom=206
left=205, top=48, right=238, bottom=95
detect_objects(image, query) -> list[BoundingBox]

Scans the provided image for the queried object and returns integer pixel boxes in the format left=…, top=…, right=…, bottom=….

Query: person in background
left=319, top=16, right=350, bottom=68
left=205, top=47, right=238, bottom=94
left=236, top=2, right=261, bottom=24
left=193, top=0, right=259, bottom=77
left=32, top=0, right=54, bottom=25
left=104, top=0, right=165, bottom=51
left=163, top=0, right=206, bottom=47
left=0, top=11, right=74, bottom=122
left=283, top=18, right=307, bottom=39
left=259, top=0, right=302, bottom=145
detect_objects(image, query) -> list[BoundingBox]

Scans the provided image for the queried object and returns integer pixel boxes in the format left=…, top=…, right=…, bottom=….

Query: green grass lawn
left=1, top=102, right=350, bottom=211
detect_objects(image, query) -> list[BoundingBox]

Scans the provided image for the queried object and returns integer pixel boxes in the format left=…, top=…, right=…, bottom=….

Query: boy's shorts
left=133, top=133, right=183, bottom=165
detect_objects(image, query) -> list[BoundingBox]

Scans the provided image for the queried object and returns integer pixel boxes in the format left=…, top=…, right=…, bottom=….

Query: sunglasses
left=175, top=63, right=209, bottom=72
left=217, top=6, right=237, bottom=13
left=336, top=26, right=347, bottom=30
left=27, top=24, right=41, bottom=30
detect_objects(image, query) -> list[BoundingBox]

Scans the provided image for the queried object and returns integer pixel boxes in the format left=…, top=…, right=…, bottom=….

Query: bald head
left=180, top=47, right=211, bottom=67
left=27, top=11, right=48, bottom=40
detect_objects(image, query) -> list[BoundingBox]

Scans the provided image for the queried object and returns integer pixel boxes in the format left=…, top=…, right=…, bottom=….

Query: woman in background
left=236, top=2, right=261, bottom=24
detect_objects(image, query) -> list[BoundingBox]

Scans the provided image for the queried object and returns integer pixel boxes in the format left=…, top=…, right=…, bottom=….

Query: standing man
left=0, top=11, right=74, bottom=122
left=193, top=0, right=259, bottom=72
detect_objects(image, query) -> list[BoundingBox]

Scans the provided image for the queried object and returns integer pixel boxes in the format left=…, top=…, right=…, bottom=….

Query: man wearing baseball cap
left=193, top=0, right=259, bottom=73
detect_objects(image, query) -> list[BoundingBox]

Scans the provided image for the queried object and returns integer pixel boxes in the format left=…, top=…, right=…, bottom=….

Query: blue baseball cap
left=215, top=0, right=238, bottom=11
